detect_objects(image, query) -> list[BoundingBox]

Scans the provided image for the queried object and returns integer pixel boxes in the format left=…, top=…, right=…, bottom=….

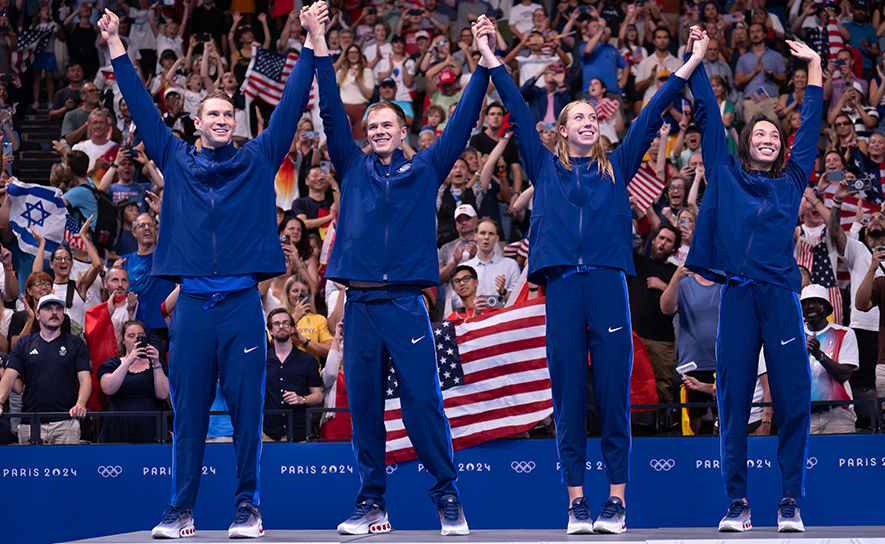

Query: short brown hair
left=196, top=90, right=235, bottom=119
left=366, top=101, right=408, bottom=128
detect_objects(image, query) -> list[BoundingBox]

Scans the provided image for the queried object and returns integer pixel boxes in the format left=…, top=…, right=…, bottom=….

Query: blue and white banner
left=2, top=436, right=884, bottom=543
left=6, top=180, right=67, bottom=257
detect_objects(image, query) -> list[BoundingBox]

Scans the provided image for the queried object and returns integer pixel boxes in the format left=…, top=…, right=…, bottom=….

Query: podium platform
left=61, top=527, right=885, bottom=544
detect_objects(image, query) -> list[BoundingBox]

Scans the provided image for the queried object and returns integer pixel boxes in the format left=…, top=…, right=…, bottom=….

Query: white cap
left=36, top=293, right=65, bottom=311
left=800, top=284, right=833, bottom=316
left=454, top=204, right=477, bottom=220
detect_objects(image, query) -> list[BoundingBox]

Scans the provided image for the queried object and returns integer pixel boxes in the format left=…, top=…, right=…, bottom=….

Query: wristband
left=302, top=339, right=310, bottom=348
left=832, top=201, right=843, bottom=208
left=761, top=419, right=772, bottom=424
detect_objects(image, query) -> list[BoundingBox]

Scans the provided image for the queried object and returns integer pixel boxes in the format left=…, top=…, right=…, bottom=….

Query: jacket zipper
left=740, top=191, right=767, bottom=276
left=575, top=166, right=583, bottom=265
left=210, top=155, right=218, bottom=275
left=383, top=162, right=391, bottom=281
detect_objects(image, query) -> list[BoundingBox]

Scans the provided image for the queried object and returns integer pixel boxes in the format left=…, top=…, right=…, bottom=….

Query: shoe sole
left=593, top=522, right=626, bottom=534
left=441, top=526, right=470, bottom=536
left=566, top=525, right=594, bottom=535
left=338, top=521, right=393, bottom=535
left=778, top=523, right=805, bottom=532
left=229, top=525, right=265, bottom=538
left=151, top=526, right=196, bottom=539
left=719, top=521, right=752, bottom=532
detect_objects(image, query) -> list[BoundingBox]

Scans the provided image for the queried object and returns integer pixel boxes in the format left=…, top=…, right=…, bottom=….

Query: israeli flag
left=7, top=180, right=67, bottom=257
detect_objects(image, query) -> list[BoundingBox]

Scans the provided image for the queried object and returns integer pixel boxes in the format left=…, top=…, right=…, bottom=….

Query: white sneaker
left=151, top=506, right=196, bottom=539
left=566, top=497, right=594, bottom=534
left=337, top=502, right=392, bottom=535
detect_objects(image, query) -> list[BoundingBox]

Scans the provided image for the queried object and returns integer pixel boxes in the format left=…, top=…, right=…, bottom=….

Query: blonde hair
left=280, top=274, right=316, bottom=315
left=555, top=100, right=614, bottom=182
left=50, top=163, right=74, bottom=192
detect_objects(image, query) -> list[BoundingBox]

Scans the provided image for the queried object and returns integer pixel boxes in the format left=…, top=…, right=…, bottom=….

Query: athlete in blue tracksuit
left=310, top=21, right=489, bottom=537
left=103, top=6, right=323, bottom=538
left=684, top=40, right=822, bottom=531
left=475, top=21, right=708, bottom=534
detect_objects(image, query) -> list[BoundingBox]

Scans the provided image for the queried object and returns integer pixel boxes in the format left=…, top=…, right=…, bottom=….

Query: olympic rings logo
left=511, top=461, right=536, bottom=473
left=649, top=459, right=675, bottom=471
left=806, top=457, right=818, bottom=469
left=97, top=465, right=122, bottom=478
left=386, top=463, right=398, bottom=475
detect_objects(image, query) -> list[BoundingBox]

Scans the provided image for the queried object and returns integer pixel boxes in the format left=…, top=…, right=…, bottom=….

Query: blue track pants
left=716, top=278, right=811, bottom=499
left=546, top=267, right=633, bottom=487
left=168, top=288, right=267, bottom=509
left=343, top=287, right=459, bottom=508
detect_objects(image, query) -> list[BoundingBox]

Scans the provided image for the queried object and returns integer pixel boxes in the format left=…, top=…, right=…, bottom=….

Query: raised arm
left=616, top=30, right=703, bottom=185
left=76, top=216, right=104, bottom=301
left=477, top=17, right=550, bottom=186
left=480, top=133, right=511, bottom=192
left=783, top=40, right=823, bottom=192
left=686, top=53, right=731, bottom=174
left=313, top=19, right=362, bottom=178
left=425, top=21, right=491, bottom=183
left=101, top=10, right=177, bottom=172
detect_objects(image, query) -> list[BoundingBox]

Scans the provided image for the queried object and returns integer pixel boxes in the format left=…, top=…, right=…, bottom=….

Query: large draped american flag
left=241, top=45, right=318, bottom=107
left=384, top=298, right=552, bottom=463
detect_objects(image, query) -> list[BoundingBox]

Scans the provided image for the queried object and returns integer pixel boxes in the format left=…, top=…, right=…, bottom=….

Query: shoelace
left=571, top=498, right=591, bottom=521
left=350, top=502, right=376, bottom=520
left=599, top=499, right=624, bottom=520
left=440, top=498, right=461, bottom=522
left=162, top=506, right=188, bottom=524
left=779, top=500, right=796, bottom=518
left=726, top=500, right=747, bottom=518
left=234, top=505, right=255, bottom=525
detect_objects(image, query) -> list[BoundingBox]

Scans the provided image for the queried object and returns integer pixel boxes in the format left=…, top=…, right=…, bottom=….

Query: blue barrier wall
left=3, top=435, right=885, bottom=544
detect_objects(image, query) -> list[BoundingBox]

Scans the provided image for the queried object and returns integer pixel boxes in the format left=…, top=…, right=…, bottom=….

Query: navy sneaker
left=718, top=499, right=752, bottom=532
left=593, top=497, right=626, bottom=534
left=151, top=505, right=195, bottom=539
left=438, top=495, right=469, bottom=536
left=337, top=502, right=392, bottom=535
left=777, top=498, right=804, bottom=532
left=567, top=497, right=594, bottom=534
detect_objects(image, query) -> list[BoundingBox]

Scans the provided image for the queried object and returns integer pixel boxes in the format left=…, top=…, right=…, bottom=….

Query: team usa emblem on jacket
left=396, top=163, right=412, bottom=174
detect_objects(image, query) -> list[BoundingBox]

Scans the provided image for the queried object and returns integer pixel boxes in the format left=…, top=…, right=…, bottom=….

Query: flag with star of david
left=383, top=298, right=552, bottom=464
left=6, top=180, right=70, bottom=257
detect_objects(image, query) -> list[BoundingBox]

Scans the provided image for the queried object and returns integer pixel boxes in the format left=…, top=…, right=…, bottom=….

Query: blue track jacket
left=111, top=49, right=316, bottom=282
left=684, top=62, right=823, bottom=292
left=317, top=53, right=490, bottom=286
left=489, top=65, right=688, bottom=285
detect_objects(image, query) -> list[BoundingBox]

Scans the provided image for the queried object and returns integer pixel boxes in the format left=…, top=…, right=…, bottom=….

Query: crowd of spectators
left=1, top=0, right=885, bottom=445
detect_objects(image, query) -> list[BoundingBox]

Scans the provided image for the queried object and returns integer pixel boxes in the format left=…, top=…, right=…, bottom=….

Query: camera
left=368, top=8, right=377, bottom=14
left=298, top=292, right=310, bottom=305
left=408, top=9, right=422, bottom=16
left=195, top=33, right=211, bottom=43
left=550, top=63, right=564, bottom=72
left=304, top=130, right=318, bottom=139
left=136, top=335, right=149, bottom=350
left=852, top=178, right=872, bottom=192
left=482, top=294, right=505, bottom=308
left=128, top=148, right=139, bottom=159
left=38, top=142, right=53, bottom=152
left=320, top=160, right=331, bottom=173
left=279, top=234, right=290, bottom=244
left=542, top=121, right=556, bottom=130
left=0, top=74, right=13, bottom=83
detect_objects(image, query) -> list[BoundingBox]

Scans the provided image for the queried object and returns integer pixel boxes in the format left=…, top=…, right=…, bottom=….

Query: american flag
left=9, top=28, right=52, bottom=75
left=594, top=97, right=618, bottom=120
left=795, top=229, right=843, bottom=324
left=384, top=298, right=552, bottom=463
left=826, top=15, right=844, bottom=62
left=503, top=238, right=528, bottom=261
left=628, top=166, right=666, bottom=212
left=748, top=87, right=769, bottom=104
left=241, top=46, right=298, bottom=106
left=63, top=213, right=85, bottom=251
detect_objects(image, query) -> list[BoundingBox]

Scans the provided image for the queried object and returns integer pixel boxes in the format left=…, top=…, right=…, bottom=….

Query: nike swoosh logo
left=781, top=338, right=796, bottom=346
left=411, top=335, right=426, bottom=344
left=608, top=326, right=623, bottom=333
left=244, top=346, right=259, bottom=353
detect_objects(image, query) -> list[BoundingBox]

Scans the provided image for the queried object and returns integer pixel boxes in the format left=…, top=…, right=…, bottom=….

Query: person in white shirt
left=449, top=218, right=520, bottom=314
left=826, top=181, right=883, bottom=395
left=508, top=0, right=543, bottom=43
